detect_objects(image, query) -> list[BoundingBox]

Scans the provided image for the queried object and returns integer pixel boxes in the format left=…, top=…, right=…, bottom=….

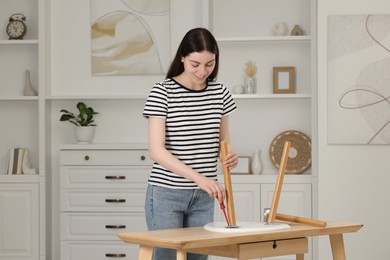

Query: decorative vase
left=244, top=76, right=256, bottom=94
left=251, top=148, right=264, bottom=175
left=291, top=25, right=304, bottom=36
left=272, top=22, right=287, bottom=36
left=23, top=69, right=38, bottom=96
left=75, top=126, right=95, bottom=144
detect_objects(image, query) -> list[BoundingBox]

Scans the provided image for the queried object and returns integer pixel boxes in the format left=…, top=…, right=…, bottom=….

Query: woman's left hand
left=222, top=151, right=238, bottom=169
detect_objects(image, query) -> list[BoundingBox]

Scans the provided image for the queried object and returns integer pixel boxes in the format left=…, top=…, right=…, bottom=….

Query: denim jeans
left=145, top=184, right=214, bottom=260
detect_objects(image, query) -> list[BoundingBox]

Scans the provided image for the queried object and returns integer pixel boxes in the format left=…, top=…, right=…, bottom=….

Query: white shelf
left=232, top=94, right=311, bottom=99
left=0, top=96, right=39, bottom=101
left=46, top=95, right=147, bottom=100
left=216, top=36, right=311, bottom=43
left=0, top=40, right=38, bottom=45
left=0, top=174, right=40, bottom=183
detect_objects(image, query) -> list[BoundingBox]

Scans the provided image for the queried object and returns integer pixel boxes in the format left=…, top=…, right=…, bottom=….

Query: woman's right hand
left=195, top=175, right=225, bottom=203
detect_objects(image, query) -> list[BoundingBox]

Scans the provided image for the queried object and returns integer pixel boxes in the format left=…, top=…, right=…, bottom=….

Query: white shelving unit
left=0, top=0, right=47, bottom=259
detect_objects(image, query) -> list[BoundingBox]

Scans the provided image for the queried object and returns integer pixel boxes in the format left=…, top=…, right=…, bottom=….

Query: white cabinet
left=0, top=184, right=39, bottom=260
left=0, top=0, right=47, bottom=259
left=59, top=144, right=152, bottom=260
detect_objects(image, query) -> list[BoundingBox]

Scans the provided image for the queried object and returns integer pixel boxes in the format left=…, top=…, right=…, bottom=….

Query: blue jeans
left=145, top=184, right=214, bottom=260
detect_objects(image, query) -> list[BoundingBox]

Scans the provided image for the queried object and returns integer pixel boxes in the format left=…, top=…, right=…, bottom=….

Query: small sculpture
left=291, top=25, right=304, bottom=36
left=272, top=22, right=287, bottom=36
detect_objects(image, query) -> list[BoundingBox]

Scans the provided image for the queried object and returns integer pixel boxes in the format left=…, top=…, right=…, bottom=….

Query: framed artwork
left=328, top=14, right=390, bottom=144
left=273, top=67, right=296, bottom=94
left=90, top=0, right=170, bottom=75
left=230, top=156, right=251, bottom=175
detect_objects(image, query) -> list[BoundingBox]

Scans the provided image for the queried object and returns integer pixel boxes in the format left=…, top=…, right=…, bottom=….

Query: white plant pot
left=75, top=126, right=95, bottom=144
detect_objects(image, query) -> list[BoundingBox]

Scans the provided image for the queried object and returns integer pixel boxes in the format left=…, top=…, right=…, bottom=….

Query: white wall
left=317, top=0, right=390, bottom=259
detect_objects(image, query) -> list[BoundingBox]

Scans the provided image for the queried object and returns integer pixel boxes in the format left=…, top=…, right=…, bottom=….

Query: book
left=6, top=148, right=37, bottom=175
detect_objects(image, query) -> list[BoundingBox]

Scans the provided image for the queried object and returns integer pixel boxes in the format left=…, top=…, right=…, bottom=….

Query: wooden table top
left=117, top=221, right=363, bottom=250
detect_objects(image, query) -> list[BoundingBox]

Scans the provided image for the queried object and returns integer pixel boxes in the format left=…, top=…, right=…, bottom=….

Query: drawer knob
left=105, top=225, right=126, bottom=229
left=105, top=199, right=126, bottom=203
left=105, top=176, right=126, bottom=180
left=84, top=155, right=90, bottom=161
left=141, top=155, right=146, bottom=161
left=105, top=253, right=126, bottom=258
left=273, top=241, right=277, bottom=249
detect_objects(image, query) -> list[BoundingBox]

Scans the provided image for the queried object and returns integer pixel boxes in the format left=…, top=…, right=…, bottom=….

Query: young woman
left=143, top=27, right=238, bottom=260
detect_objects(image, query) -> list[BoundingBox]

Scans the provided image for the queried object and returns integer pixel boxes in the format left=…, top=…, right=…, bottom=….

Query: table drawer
left=61, top=213, right=147, bottom=240
left=60, top=166, right=149, bottom=188
left=239, top=237, right=308, bottom=259
left=61, top=241, right=138, bottom=260
left=61, top=189, right=146, bottom=212
left=60, top=150, right=153, bottom=166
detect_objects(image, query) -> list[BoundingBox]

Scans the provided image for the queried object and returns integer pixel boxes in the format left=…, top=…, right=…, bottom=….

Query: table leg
left=177, top=250, right=187, bottom=260
left=329, top=234, right=346, bottom=260
left=138, top=245, right=153, bottom=260
left=296, top=253, right=304, bottom=260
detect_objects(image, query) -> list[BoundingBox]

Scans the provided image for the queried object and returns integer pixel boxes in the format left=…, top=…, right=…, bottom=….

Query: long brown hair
left=166, top=28, right=219, bottom=80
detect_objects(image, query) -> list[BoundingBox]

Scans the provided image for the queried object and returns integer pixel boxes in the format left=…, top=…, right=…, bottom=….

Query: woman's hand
left=221, top=151, right=238, bottom=170
left=195, top=176, right=225, bottom=203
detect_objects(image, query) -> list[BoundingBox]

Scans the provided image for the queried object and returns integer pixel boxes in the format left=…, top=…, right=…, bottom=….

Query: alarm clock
left=6, top=13, right=27, bottom=40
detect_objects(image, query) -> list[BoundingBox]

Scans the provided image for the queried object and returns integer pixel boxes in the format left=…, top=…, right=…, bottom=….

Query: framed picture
left=230, top=156, right=251, bottom=175
left=273, top=67, right=296, bottom=94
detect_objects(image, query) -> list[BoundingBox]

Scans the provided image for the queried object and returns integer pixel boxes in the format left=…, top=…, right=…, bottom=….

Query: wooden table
left=118, top=221, right=362, bottom=260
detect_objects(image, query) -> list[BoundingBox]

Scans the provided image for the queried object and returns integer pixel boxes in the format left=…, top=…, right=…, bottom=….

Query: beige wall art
left=90, top=0, right=170, bottom=75
left=328, top=14, right=390, bottom=144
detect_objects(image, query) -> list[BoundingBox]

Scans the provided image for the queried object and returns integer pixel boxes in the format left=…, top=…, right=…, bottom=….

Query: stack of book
left=6, top=148, right=37, bottom=175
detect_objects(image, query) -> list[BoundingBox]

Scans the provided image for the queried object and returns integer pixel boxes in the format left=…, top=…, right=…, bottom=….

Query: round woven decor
left=269, top=130, right=311, bottom=174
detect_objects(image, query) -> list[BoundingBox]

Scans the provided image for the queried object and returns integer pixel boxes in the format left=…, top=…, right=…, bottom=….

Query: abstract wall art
left=90, top=0, right=170, bottom=75
left=328, top=14, right=390, bottom=144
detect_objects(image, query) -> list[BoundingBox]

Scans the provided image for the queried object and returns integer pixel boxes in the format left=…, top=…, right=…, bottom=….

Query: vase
left=75, top=126, right=95, bottom=144
left=244, top=76, right=256, bottom=94
left=291, top=25, right=304, bottom=36
left=23, top=69, right=38, bottom=96
left=272, top=22, right=287, bottom=36
left=251, top=149, right=263, bottom=175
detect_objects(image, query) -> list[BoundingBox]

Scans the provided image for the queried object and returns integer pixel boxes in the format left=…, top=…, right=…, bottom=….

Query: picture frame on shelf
left=273, top=67, right=296, bottom=94
left=230, top=156, right=251, bottom=175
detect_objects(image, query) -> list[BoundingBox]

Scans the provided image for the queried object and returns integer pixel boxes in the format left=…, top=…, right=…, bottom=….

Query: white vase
left=75, top=126, right=95, bottom=144
left=251, top=149, right=264, bottom=175
left=23, top=69, right=38, bottom=96
left=272, top=22, right=287, bottom=36
left=244, top=76, right=256, bottom=94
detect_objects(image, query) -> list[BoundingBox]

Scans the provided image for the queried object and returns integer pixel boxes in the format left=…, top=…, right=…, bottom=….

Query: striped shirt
left=143, top=78, right=237, bottom=189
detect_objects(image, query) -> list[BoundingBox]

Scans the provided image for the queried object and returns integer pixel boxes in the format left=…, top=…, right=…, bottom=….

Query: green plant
left=59, top=102, right=99, bottom=126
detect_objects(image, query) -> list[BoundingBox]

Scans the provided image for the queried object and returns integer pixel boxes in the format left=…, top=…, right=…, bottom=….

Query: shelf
left=0, top=96, right=39, bottom=101
left=46, top=95, right=147, bottom=100
left=0, top=40, right=38, bottom=45
left=0, top=174, right=40, bottom=183
left=216, top=36, right=311, bottom=43
left=232, top=94, right=311, bottom=99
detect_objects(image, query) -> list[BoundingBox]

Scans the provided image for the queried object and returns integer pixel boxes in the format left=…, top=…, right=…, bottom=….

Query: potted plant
left=59, top=102, right=99, bottom=143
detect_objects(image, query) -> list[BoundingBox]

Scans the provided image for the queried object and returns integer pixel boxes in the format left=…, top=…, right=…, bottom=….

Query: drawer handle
left=105, top=253, right=126, bottom=258
left=105, top=176, right=126, bottom=180
left=84, top=155, right=90, bottom=161
left=105, top=225, right=126, bottom=229
left=105, top=199, right=126, bottom=203
left=141, top=155, right=146, bottom=160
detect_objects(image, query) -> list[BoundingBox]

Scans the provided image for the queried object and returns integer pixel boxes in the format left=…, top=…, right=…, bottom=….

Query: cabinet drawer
left=60, top=167, right=149, bottom=188
left=61, top=241, right=138, bottom=260
left=61, top=189, right=145, bottom=212
left=60, top=150, right=153, bottom=166
left=61, top=213, right=147, bottom=240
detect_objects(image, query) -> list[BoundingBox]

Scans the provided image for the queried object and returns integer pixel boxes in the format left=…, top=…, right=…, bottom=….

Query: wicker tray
left=269, top=130, right=312, bottom=174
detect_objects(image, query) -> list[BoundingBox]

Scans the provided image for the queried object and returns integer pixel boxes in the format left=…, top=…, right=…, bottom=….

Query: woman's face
left=181, top=51, right=216, bottom=85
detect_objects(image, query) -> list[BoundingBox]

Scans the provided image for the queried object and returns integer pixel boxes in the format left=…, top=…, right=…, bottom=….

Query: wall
left=317, top=0, right=390, bottom=259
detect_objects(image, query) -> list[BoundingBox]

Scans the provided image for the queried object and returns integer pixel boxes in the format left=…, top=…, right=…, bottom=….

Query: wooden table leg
left=138, top=245, right=153, bottom=260
left=296, top=253, right=304, bottom=260
left=177, top=249, right=187, bottom=260
left=329, top=234, right=346, bottom=260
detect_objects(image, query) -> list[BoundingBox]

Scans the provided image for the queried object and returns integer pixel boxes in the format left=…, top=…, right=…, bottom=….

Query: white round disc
left=204, top=221, right=291, bottom=233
